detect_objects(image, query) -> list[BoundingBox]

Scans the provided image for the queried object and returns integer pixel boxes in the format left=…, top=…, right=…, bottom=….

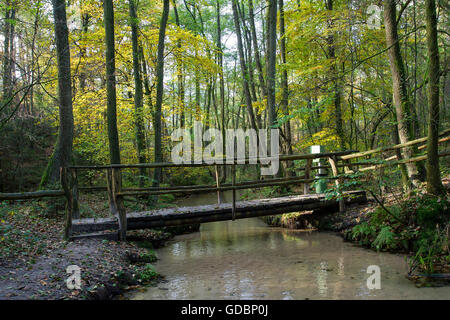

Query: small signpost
left=311, top=145, right=327, bottom=194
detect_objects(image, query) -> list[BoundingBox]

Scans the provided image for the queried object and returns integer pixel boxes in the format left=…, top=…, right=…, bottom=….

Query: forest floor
left=0, top=195, right=190, bottom=300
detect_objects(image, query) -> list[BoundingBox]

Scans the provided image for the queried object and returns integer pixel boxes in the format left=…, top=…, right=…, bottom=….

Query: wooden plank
left=107, top=168, right=127, bottom=241
left=116, top=176, right=327, bottom=197
left=304, top=159, right=312, bottom=195
left=0, top=190, right=65, bottom=200
left=341, top=129, right=450, bottom=160
left=72, top=191, right=366, bottom=233
left=68, top=150, right=357, bottom=170
left=70, top=231, right=118, bottom=241
left=71, top=168, right=80, bottom=219
left=418, top=136, right=450, bottom=150
left=328, top=156, right=345, bottom=213
left=358, top=151, right=450, bottom=172
left=113, top=168, right=127, bottom=241
left=232, top=164, right=236, bottom=221
left=215, top=165, right=221, bottom=204
left=60, top=168, right=72, bottom=240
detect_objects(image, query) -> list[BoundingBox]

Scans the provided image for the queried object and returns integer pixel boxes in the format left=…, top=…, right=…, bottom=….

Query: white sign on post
left=311, top=145, right=322, bottom=163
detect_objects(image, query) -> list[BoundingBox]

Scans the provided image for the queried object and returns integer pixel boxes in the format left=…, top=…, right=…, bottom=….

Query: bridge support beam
left=328, top=156, right=345, bottom=213
left=107, top=168, right=127, bottom=240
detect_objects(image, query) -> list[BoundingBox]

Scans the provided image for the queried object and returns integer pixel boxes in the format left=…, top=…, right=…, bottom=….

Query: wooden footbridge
left=70, top=191, right=367, bottom=240
left=62, top=149, right=360, bottom=241
left=0, top=129, right=448, bottom=241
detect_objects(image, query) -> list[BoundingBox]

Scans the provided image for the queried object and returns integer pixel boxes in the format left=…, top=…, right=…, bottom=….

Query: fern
left=351, top=222, right=376, bottom=242
left=373, top=226, right=396, bottom=250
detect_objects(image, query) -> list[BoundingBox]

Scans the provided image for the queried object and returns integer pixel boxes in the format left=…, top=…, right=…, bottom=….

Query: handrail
left=0, top=190, right=65, bottom=201
left=67, top=150, right=357, bottom=170
left=341, top=129, right=450, bottom=160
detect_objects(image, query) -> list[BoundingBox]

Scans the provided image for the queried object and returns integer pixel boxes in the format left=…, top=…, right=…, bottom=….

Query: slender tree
left=173, top=0, right=185, bottom=127
left=216, top=0, right=226, bottom=179
left=248, top=0, right=266, bottom=101
left=103, top=0, right=121, bottom=164
left=231, top=0, right=258, bottom=131
left=425, top=0, right=444, bottom=195
left=279, top=0, right=292, bottom=155
left=40, top=0, right=74, bottom=187
left=129, top=0, right=147, bottom=185
left=266, top=0, right=277, bottom=129
left=325, top=0, right=344, bottom=150
left=383, top=0, right=420, bottom=188
left=2, top=0, right=16, bottom=105
left=153, top=0, right=170, bottom=187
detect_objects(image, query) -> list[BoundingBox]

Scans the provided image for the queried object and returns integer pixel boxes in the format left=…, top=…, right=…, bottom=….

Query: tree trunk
left=216, top=0, right=226, bottom=180
left=248, top=0, right=267, bottom=101
left=326, top=0, right=344, bottom=150
left=129, top=0, right=147, bottom=186
left=40, top=0, right=74, bottom=187
left=383, top=0, right=420, bottom=188
left=79, top=6, right=90, bottom=92
left=173, top=1, right=185, bottom=127
left=153, top=0, right=170, bottom=187
left=266, top=0, right=277, bottom=129
left=2, top=1, right=15, bottom=106
left=425, top=0, right=444, bottom=195
left=279, top=0, right=292, bottom=154
left=30, top=1, right=41, bottom=114
left=231, top=0, right=258, bottom=131
left=103, top=0, right=121, bottom=164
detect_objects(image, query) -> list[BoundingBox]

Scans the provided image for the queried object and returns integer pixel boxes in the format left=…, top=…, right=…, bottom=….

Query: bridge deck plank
left=71, top=191, right=366, bottom=235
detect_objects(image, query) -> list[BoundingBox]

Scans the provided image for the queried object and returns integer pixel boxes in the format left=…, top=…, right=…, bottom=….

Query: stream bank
left=0, top=197, right=199, bottom=300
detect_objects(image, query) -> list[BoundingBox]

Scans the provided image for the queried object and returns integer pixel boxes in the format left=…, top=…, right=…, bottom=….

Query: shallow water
left=131, top=193, right=450, bottom=300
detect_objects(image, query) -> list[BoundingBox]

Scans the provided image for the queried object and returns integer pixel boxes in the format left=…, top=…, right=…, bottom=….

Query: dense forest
left=0, top=0, right=447, bottom=193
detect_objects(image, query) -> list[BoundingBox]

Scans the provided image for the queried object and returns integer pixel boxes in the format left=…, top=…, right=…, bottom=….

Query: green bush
left=136, top=264, right=159, bottom=283
left=372, top=226, right=398, bottom=250
left=349, top=194, right=449, bottom=274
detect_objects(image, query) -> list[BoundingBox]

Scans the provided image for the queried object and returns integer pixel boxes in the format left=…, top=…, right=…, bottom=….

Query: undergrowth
left=346, top=193, right=449, bottom=276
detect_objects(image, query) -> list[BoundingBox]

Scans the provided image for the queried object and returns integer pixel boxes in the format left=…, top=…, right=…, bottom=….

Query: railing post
left=343, top=159, right=354, bottom=174
left=328, top=155, right=345, bottom=212
left=60, top=167, right=73, bottom=240
left=107, top=167, right=127, bottom=241
left=231, top=163, right=236, bottom=221
left=304, top=158, right=312, bottom=195
left=70, top=168, right=80, bottom=219
left=215, top=164, right=221, bottom=204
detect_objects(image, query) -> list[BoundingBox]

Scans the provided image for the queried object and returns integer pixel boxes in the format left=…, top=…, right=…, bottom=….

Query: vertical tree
left=103, top=0, right=121, bottom=164
left=40, top=0, right=74, bottom=186
left=153, top=0, right=170, bottom=187
left=231, top=0, right=258, bottom=131
left=248, top=0, right=266, bottom=102
left=266, top=0, right=277, bottom=129
left=325, top=0, right=344, bottom=150
left=278, top=0, right=292, bottom=155
left=2, top=0, right=16, bottom=105
left=129, top=0, right=147, bottom=185
left=173, top=0, right=185, bottom=127
left=383, top=0, right=420, bottom=188
left=425, top=0, right=444, bottom=195
left=216, top=0, right=226, bottom=178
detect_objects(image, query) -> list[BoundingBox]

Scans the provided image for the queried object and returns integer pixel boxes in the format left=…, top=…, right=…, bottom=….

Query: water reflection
left=131, top=193, right=450, bottom=300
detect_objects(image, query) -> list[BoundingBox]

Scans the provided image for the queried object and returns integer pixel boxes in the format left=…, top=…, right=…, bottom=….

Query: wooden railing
left=0, top=128, right=448, bottom=241
left=63, top=150, right=355, bottom=240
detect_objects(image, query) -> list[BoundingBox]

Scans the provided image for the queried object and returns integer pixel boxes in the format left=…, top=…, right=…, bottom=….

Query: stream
left=130, top=192, right=450, bottom=300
